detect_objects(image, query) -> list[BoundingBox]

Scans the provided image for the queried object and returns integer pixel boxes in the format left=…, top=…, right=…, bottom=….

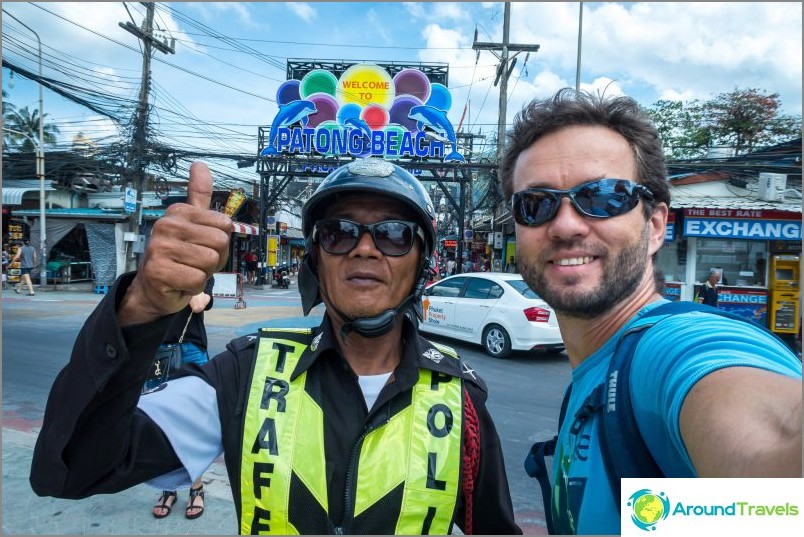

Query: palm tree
left=2, top=89, right=18, bottom=149
left=3, top=106, right=60, bottom=152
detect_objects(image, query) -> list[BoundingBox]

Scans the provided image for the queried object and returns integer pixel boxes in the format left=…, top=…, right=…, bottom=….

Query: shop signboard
left=665, top=212, right=675, bottom=242
left=260, top=63, right=464, bottom=163
left=717, top=287, right=768, bottom=326
left=682, top=208, right=801, bottom=241
left=662, top=281, right=681, bottom=301
left=266, top=235, right=279, bottom=267
left=124, top=187, right=137, bottom=214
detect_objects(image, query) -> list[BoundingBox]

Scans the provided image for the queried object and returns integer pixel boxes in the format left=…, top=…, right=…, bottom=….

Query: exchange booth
left=768, top=255, right=800, bottom=336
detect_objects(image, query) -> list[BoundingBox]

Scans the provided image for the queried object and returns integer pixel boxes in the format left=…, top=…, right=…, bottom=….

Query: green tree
left=646, top=87, right=801, bottom=159
left=3, top=105, right=60, bottom=152
left=2, top=89, right=18, bottom=149
left=645, top=99, right=712, bottom=159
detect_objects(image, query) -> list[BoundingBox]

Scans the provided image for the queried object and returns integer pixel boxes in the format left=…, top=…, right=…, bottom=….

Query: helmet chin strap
left=320, top=284, right=416, bottom=342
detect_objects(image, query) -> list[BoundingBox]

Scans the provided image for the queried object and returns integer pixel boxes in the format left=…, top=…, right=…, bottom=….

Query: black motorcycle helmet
left=298, top=158, right=436, bottom=339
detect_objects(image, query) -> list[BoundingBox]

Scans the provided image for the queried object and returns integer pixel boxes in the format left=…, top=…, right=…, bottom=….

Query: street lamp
left=5, top=11, right=47, bottom=288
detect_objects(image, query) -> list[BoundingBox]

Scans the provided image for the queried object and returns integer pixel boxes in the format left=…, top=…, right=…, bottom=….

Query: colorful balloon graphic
left=337, top=63, right=395, bottom=108
left=337, top=102, right=362, bottom=126
left=306, top=93, right=339, bottom=128
left=389, top=95, right=424, bottom=132
left=393, top=68, right=431, bottom=103
left=425, top=83, right=452, bottom=111
left=300, top=69, right=338, bottom=99
left=360, top=104, right=389, bottom=130
left=276, top=80, right=301, bottom=105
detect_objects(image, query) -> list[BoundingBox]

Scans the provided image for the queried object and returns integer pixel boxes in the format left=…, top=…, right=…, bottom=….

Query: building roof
left=669, top=179, right=801, bottom=213
left=2, top=180, right=58, bottom=206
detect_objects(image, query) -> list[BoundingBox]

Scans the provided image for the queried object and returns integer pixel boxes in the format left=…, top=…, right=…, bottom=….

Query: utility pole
left=576, top=2, right=584, bottom=93
left=473, top=2, right=539, bottom=270
left=120, top=3, right=175, bottom=272
left=472, top=2, right=540, bottom=176
left=5, top=11, right=47, bottom=289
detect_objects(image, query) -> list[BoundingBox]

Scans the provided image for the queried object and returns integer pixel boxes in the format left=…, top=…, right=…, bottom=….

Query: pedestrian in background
left=149, top=276, right=215, bottom=520
left=501, top=88, right=801, bottom=535
left=12, top=239, right=37, bottom=296
left=506, top=255, right=517, bottom=273
left=243, top=250, right=258, bottom=284
left=697, top=268, right=721, bottom=307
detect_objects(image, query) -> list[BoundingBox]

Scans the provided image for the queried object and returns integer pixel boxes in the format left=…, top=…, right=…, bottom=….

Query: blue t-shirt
left=550, top=300, right=802, bottom=535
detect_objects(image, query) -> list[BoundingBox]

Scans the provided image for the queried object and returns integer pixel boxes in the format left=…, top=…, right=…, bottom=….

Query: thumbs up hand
left=118, top=162, right=232, bottom=325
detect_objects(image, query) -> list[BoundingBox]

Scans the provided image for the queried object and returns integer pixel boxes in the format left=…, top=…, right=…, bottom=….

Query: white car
left=419, top=272, right=564, bottom=358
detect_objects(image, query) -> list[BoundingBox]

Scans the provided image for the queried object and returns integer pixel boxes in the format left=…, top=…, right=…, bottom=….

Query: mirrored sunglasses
left=511, top=178, right=655, bottom=227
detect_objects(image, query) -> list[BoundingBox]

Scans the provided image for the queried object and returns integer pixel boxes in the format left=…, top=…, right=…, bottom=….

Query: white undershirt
left=357, top=372, right=392, bottom=411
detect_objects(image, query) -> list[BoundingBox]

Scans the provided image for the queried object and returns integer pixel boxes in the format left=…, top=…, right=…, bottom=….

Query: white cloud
left=507, top=2, right=802, bottom=114
left=286, top=2, right=316, bottom=23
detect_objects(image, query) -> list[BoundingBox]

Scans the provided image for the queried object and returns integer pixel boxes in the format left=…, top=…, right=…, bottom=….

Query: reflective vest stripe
left=240, top=332, right=327, bottom=535
left=240, top=332, right=463, bottom=535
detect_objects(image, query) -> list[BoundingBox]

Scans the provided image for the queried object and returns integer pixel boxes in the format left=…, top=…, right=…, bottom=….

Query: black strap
left=524, top=384, right=572, bottom=535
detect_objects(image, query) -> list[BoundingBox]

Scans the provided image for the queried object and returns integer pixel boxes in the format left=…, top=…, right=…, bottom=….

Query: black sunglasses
left=314, top=219, right=424, bottom=256
left=511, top=178, right=655, bottom=227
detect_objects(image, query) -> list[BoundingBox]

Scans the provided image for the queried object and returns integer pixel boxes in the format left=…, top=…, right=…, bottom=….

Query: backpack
left=524, top=300, right=787, bottom=534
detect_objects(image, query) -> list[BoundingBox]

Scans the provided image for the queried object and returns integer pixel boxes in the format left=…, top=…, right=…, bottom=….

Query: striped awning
left=232, top=221, right=258, bottom=235
left=2, top=183, right=57, bottom=206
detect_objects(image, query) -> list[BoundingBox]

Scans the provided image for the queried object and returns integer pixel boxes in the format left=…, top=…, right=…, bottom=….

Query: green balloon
left=300, top=70, right=338, bottom=98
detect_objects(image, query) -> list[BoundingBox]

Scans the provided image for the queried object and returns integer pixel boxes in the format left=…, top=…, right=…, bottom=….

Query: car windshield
left=506, top=279, right=540, bottom=299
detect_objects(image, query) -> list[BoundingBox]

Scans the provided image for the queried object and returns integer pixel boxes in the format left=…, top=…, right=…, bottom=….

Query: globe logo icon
left=627, top=489, right=670, bottom=531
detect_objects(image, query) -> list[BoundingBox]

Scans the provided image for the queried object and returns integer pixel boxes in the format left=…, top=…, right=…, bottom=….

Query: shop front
left=656, top=207, right=801, bottom=335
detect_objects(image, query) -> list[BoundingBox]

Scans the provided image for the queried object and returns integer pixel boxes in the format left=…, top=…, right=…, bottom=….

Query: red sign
left=443, top=240, right=457, bottom=248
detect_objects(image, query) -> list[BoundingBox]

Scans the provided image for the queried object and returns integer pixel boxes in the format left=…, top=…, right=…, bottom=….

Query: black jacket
left=30, top=272, right=521, bottom=534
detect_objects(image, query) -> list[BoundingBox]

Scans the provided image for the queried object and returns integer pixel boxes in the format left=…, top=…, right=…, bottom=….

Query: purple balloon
left=306, top=93, right=339, bottom=128
left=389, top=95, right=424, bottom=132
left=393, top=69, right=431, bottom=102
left=277, top=80, right=301, bottom=105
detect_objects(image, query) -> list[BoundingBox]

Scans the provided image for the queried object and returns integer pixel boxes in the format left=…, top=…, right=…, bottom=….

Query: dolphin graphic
left=344, top=117, right=372, bottom=154
left=260, top=100, right=317, bottom=156
left=407, top=105, right=465, bottom=162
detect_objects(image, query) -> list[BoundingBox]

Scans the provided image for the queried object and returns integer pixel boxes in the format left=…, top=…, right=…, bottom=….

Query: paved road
left=1, top=282, right=570, bottom=534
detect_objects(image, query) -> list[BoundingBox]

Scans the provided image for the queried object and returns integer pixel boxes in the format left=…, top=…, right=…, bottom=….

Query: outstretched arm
left=680, top=366, right=802, bottom=477
left=30, top=162, right=231, bottom=498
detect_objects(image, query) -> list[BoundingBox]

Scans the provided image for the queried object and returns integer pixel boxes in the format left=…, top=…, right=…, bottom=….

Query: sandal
left=185, top=484, right=205, bottom=519
left=153, top=490, right=177, bottom=519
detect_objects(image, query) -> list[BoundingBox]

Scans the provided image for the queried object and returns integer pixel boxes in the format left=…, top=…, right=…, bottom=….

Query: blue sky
left=2, top=2, right=802, bottom=186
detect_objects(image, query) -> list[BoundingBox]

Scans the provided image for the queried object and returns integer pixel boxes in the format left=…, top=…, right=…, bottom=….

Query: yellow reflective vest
left=239, top=328, right=464, bottom=535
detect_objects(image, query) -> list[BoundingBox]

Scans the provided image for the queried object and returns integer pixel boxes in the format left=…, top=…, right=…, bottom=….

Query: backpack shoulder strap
left=524, top=384, right=572, bottom=535
left=599, top=299, right=785, bottom=511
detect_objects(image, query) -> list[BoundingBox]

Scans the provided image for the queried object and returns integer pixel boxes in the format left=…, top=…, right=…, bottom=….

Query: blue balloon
left=337, top=103, right=362, bottom=125
left=425, top=83, right=452, bottom=111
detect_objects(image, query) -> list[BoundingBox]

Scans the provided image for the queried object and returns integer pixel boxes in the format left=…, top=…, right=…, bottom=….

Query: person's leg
left=185, top=477, right=205, bottom=519
left=23, top=272, right=34, bottom=294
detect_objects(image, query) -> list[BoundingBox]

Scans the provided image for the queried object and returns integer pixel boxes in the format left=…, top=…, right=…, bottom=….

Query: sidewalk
left=2, top=429, right=237, bottom=535
left=2, top=279, right=314, bottom=535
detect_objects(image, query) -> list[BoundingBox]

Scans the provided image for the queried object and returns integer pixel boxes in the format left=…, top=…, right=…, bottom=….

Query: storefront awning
left=2, top=182, right=57, bottom=206
left=232, top=222, right=258, bottom=235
